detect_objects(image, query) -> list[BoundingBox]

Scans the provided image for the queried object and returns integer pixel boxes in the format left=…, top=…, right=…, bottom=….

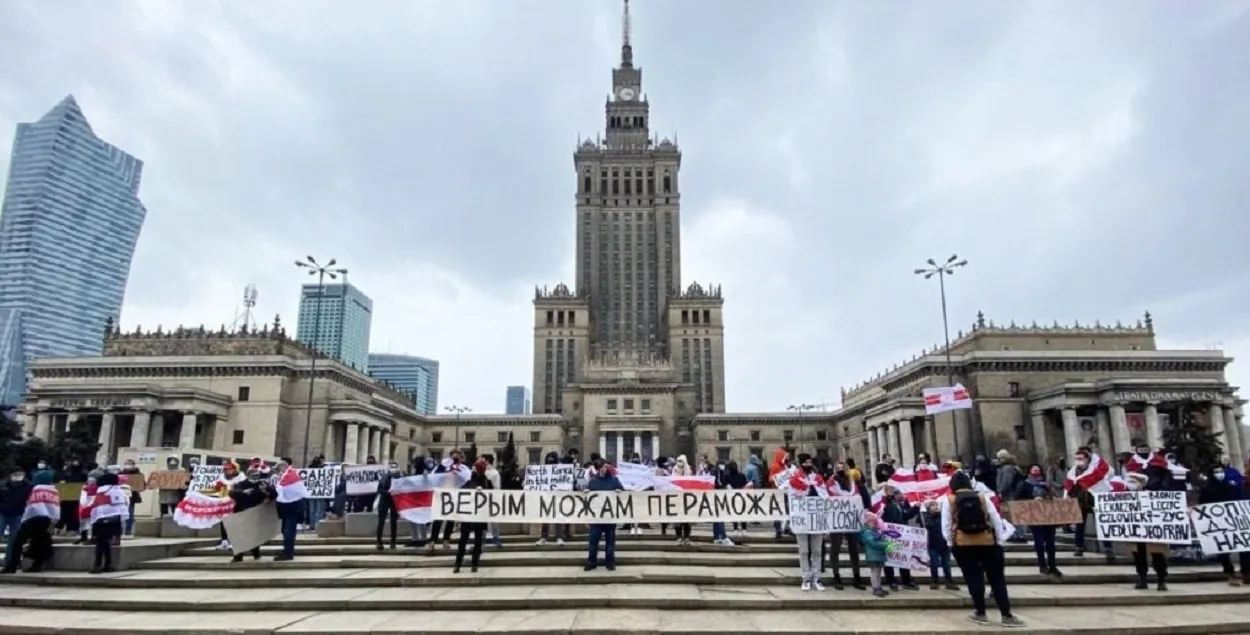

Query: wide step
left=2, top=604, right=1249, bottom=634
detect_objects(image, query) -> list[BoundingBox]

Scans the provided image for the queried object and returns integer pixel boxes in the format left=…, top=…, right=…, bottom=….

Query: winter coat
left=229, top=478, right=273, bottom=513
left=873, top=462, right=895, bottom=486
left=996, top=460, right=1022, bottom=501
left=860, top=527, right=889, bottom=563
left=0, top=479, right=32, bottom=517
left=922, top=511, right=948, bottom=551
left=880, top=499, right=916, bottom=525
left=1200, top=472, right=1245, bottom=505
left=744, top=456, right=762, bottom=488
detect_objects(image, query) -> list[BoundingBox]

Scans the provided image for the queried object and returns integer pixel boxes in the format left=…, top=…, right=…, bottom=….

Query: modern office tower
left=505, top=385, right=531, bottom=414
left=0, top=95, right=147, bottom=405
left=368, top=353, right=439, bottom=415
left=296, top=282, right=373, bottom=372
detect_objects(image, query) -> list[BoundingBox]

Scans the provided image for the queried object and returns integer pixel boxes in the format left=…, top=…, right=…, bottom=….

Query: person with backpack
left=940, top=471, right=1023, bottom=628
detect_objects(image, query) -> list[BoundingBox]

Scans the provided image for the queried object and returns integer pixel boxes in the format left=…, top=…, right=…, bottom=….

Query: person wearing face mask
left=826, top=465, right=865, bottom=590
left=118, top=460, right=143, bottom=536
left=227, top=463, right=275, bottom=563
left=787, top=453, right=828, bottom=591
left=56, top=460, right=87, bottom=536
left=1123, top=443, right=1152, bottom=474
left=375, top=462, right=401, bottom=551
left=0, top=469, right=32, bottom=562
left=1063, top=449, right=1116, bottom=562
left=156, top=457, right=184, bottom=518
left=710, top=461, right=734, bottom=546
left=725, top=461, right=749, bottom=538
left=453, top=459, right=493, bottom=573
left=1014, top=464, right=1062, bottom=578
left=585, top=459, right=624, bottom=571
left=1, top=468, right=59, bottom=574
left=1200, top=464, right=1249, bottom=585
left=670, top=455, right=695, bottom=546
left=406, top=457, right=436, bottom=548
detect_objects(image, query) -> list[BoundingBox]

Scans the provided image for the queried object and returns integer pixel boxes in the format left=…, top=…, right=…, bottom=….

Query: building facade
left=506, top=385, right=531, bottom=414
left=297, top=282, right=373, bottom=372
left=369, top=353, right=439, bottom=415
left=0, top=95, right=147, bottom=405
left=532, top=2, right=727, bottom=462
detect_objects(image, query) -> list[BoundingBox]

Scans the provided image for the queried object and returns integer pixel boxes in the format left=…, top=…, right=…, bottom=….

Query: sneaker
left=217, top=540, right=230, bottom=551
left=903, top=582, right=920, bottom=591
left=535, top=538, right=547, bottom=546
left=801, top=580, right=813, bottom=591
left=929, top=582, right=940, bottom=590
left=813, top=580, right=826, bottom=591
left=944, top=582, right=960, bottom=591
left=1073, top=550, right=1084, bottom=557
left=1049, top=567, right=1063, bottom=578
left=1001, top=615, right=1024, bottom=628
left=872, top=588, right=888, bottom=597
left=1229, top=575, right=1242, bottom=587
left=722, top=538, right=735, bottom=547
left=1156, top=581, right=1168, bottom=591
left=968, top=613, right=989, bottom=625
left=556, top=538, right=566, bottom=547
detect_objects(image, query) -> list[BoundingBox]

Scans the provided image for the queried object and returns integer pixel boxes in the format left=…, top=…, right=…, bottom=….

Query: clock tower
left=606, top=0, right=648, bottom=149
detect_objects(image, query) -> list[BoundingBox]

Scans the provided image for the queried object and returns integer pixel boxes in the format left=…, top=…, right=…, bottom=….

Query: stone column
left=1209, top=403, right=1227, bottom=455
left=599, top=434, right=608, bottom=458
left=381, top=431, right=392, bottom=463
left=615, top=434, right=624, bottom=462
left=651, top=434, right=659, bottom=459
left=1144, top=402, right=1162, bottom=450
left=1109, top=403, right=1131, bottom=455
left=96, top=411, right=115, bottom=466
left=886, top=421, right=901, bottom=460
left=344, top=422, right=360, bottom=463
left=322, top=420, right=337, bottom=461
left=178, top=411, right=198, bottom=450
left=1095, top=408, right=1113, bottom=456
left=1061, top=406, right=1081, bottom=460
left=129, top=411, right=151, bottom=448
left=1223, top=408, right=1244, bottom=470
left=1030, top=412, right=1048, bottom=461
left=633, top=434, right=642, bottom=456
left=867, top=424, right=880, bottom=464
left=366, top=426, right=380, bottom=462
left=357, top=425, right=371, bottom=464
left=35, top=411, right=51, bottom=442
left=899, top=420, right=915, bottom=467
left=149, top=412, right=166, bottom=447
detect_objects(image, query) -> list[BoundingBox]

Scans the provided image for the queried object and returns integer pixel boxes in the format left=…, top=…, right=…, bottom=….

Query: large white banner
left=616, top=462, right=657, bottom=491
left=1094, top=490, right=1191, bottom=544
left=523, top=464, right=577, bottom=491
left=1190, top=500, right=1250, bottom=554
left=432, top=488, right=789, bottom=524
left=923, top=384, right=972, bottom=415
left=343, top=464, right=390, bottom=496
left=789, top=495, right=863, bottom=534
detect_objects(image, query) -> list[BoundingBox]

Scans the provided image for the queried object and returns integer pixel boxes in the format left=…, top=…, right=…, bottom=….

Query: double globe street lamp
left=914, top=254, right=968, bottom=463
left=295, top=255, right=348, bottom=466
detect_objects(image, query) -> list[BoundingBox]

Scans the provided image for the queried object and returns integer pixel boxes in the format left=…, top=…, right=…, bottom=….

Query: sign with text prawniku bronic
left=432, top=489, right=791, bottom=524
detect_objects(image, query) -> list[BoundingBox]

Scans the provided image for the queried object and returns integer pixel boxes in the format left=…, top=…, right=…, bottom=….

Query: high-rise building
left=531, top=0, right=726, bottom=461
left=505, top=385, right=531, bottom=415
left=368, top=353, right=439, bottom=415
left=0, top=95, right=147, bottom=405
left=296, top=282, right=373, bottom=372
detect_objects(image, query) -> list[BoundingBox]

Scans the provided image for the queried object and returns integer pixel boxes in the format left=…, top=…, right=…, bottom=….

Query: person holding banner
left=227, top=464, right=276, bottom=563
left=585, top=458, right=625, bottom=571
left=671, top=455, right=695, bottom=546
left=788, top=453, right=828, bottom=591
left=826, top=466, right=866, bottom=590
left=453, top=459, right=493, bottom=573
left=1199, top=464, right=1250, bottom=585
left=1014, top=464, right=1063, bottom=578
left=879, top=486, right=919, bottom=591
left=375, top=462, right=401, bottom=551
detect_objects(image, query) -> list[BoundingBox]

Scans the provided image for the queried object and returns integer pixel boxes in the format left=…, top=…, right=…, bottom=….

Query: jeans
left=541, top=523, right=572, bottom=541
left=376, top=503, right=397, bottom=547
left=1031, top=525, right=1057, bottom=570
left=883, top=565, right=913, bottom=587
left=3, top=517, right=51, bottom=572
left=928, top=547, right=953, bottom=582
left=307, top=498, right=327, bottom=528
left=796, top=533, right=822, bottom=582
left=674, top=523, right=692, bottom=539
left=455, top=523, right=485, bottom=571
left=1072, top=520, right=1112, bottom=554
left=125, top=502, right=135, bottom=535
left=277, top=500, right=303, bottom=558
left=587, top=524, right=616, bottom=568
left=411, top=522, right=430, bottom=543
left=712, top=522, right=727, bottom=540
left=829, top=533, right=862, bottom=583
left=953, top=545, right=1013, bottom=617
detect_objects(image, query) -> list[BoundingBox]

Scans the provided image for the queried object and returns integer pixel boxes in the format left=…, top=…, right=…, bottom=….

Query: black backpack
left=953, top=490, right=990, bottom=534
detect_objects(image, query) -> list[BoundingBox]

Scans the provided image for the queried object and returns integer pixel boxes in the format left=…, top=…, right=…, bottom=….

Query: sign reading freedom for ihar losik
left=789, top=496, right=863, bottom=534
left=433, top=489, right=790, bottom=524
left=1094, top=490, right=1191, bottom=544
left=1189, top=500, right=1250, bottom=554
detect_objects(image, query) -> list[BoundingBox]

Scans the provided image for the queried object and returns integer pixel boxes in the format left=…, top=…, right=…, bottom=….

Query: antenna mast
left=232, top=283, right=259, bottom=331
left=623, top=0, right=631, bottom=48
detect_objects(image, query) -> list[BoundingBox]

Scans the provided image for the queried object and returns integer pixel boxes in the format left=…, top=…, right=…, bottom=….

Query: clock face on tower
left=617, top=87, right=636, bottom=101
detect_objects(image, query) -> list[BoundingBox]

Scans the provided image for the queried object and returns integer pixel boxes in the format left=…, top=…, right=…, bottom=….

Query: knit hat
left=862, top=511, right=881, bottom=528
left=473, top=458, right=489, bottom=474
left=1147, top=451, right=1169, bottom=469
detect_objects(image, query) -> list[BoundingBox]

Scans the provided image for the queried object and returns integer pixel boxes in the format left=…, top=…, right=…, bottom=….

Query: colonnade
left=26, top=408, right=208, bottom=466
left=598, top=431, right=659, bottom=463
left=326, top=420, right=391, bottom=464
left=1048, top=400, right=1245, bottom=468
left=865, top=418, right=919, bottom=466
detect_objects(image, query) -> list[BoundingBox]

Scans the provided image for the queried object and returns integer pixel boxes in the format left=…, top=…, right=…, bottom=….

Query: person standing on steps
left=1015, top=464, right=1062, bottom=578
left=670, top=455, right=694, bottom=546
left=271, top=461, right=307, bottom=562
left=228, top=463, right=275, bottom=563
left=406, top=457, right=435, bottom=548
left=1200, top=462, right=1250, bottom=585
left=83, top=470, right=128, bottom=574
left=118, top=460, right=143, bottom=537
left=1130, top=452, right=1175, bottom=591
left=941, top=470, right=1023, bottom=628
left=1, top=469, right=59, bottom=574
left=921, top=500, right=958, bottom=590
left=1064, top=448, right=1116, bottom=562
left=453, top=459, right=492, bottom=573
left=826, top=465, right=865, bottom=590
left=859, top=511, right=890, bottom=597
left=788, top=453, right=828, bottom=591
left=482, top=455, right=503, bottom=548
left=585, top=458, right=624, bottom=571
left=375, top=462, right=401, bottom=551
left=725, top=461, right=750, bottom=538
left=0, top=468, right=31, bottom=558
left=879, top=486, right=920, bottom=591
left=536, top=452, right=572, bottom=546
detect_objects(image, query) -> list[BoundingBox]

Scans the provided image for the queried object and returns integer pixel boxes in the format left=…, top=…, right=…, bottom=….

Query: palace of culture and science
left=15, top=1, right=1247, bottom=480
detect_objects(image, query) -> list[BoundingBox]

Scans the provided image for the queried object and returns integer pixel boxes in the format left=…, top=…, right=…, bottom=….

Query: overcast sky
left=1, top=1, right=1248, bottom=414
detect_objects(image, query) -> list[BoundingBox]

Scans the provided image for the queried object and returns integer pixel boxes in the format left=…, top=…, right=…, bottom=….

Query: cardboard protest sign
left=1008, top=498, right=1082, bottom=526
left=1095, top=490, right=1190, bottom=544
left=1190, top=500, right=1250, bottom=555
left=222, top=501, right=282, bottom=556
left=523, top=464, right=577, bottom=491
left=297, top=466, right=341, bottom=499
left=881, top=522, right=930, bottom=573
left=615, top=462, right=656, bottom=491
left=343, top=464, right=390, bottom=496
left=789, top=496, right=863, bottom=534
left=433, top=488, right=789, bottom=524
left=147, top=470, right=190, bottom=490
left=56, top=482, right=83, bottom=501
left=188, top=465, right=226, bottom=493
left=123, top=473, right=147, bottom=493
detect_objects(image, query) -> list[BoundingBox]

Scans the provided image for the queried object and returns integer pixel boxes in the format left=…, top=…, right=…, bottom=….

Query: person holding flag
left=82, top=471, right=129, bottom=574
left=270, top=461, right=308, bottom=562
left=1, top=469, right=58, bottom=574
left=227, top=462, right=276, bottom=563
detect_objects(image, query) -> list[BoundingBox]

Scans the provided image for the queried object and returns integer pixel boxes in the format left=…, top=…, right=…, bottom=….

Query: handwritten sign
left=147, top=470, right=190, bottom=490
left=297, top=466, right=341, bottom=499
left=189, top=465, right=225, bottom=493
left=615, top=462, right=657, bottom=491
left=881, top=522, right=930, bottom=572
left=1008, top=499, right=1082, bottom=526
left=523, top=464, right=577, bottom=491
left=1190, top=500, right=1250, bottom=555
left=789, top=496, right=863, bottom=534
left=1094, top=490, right=1190, bottom=544
left=343, top=464, right=390, bottom=496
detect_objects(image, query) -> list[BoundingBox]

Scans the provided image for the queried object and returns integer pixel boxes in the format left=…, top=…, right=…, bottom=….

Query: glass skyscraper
left=368, top=353, right=439, bottom=415
left=505, top=385, right=531, bottom=414
left=0, top=95, right=147, bottom=405
left=296, top=282, right=373, bottom=372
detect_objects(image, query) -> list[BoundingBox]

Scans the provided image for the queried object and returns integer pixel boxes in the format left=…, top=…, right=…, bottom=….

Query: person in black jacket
left=1014, top=464, right=1062, bottom=578
left=873, top=456, right=896, bottom=487
left=118, top=460, right=143, bottom=536
left=879, top=486, right=919, bottom=590
left=1199, top=464, right=1249, bottom=585
left=453, top=459, right=492, bottom=573
left=827, top=466, right=865, bottom=590
left=1131, top=452, right=1174, bottom=590
left=227, top=467, right=275, bottom=563
left=375, top=462, right=401, bottom=551
left=0, top=468, right=32, bottom=558
left=725, top=462, right=749, bottom=536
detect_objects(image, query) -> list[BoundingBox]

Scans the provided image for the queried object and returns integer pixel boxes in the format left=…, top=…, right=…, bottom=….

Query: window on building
left=464, top=432, right=476, bottom=443
left=716, top=429, right=728, bottom=442
left=716, top=447, right=731, bottom=462
left=237, top=386, right=250, bottom=402
left=749, top=430, right=761, bottom=442
left=703, top=309, right=711, bottom=324
left=529, top=430, right=541, bottom=443
left=497, top=431, right=509, bottom=443
left=430, top=449, right=443, bottom=461
left=816, top=430, right=828, bottom=441
left=783, top=430, right=794, bottom=443
left=748, top=446, right=764, bottom=460
left=232, top=430, right=245, bottom=445
left=1008, top=381, right=1020, bottom=397
left=527, top=448, right=542, bottom=465
left=623, top=398, right=634, bottom=412
left=431, top=432, right=443, bottom=443
left=409, top=427, right=416, bottom=439
left=816, top=447, right=830, bottom=460
left=607, top=399, right=618, bottom=413
left=640, top=398, right=651, bottom=414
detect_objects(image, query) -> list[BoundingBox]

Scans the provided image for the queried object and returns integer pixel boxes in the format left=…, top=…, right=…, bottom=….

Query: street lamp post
left=787, top=404, right=817, bottom=454
left=914, top=254, right=968, bottom=463
left=295, top=256, right=348, bottom=466
left=446, top=405, right=470, bottom=451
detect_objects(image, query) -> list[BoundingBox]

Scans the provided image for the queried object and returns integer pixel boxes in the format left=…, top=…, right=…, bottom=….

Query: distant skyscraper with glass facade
left=505, top=386, right=531, bottom=414
left=296, top=282, right=373, bottom=372
left=368, top=353, right=439, bottom=415
left=0, top=95, right=147, bottom=405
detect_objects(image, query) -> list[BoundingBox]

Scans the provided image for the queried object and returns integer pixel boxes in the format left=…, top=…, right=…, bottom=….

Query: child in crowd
left=859, top=511, right=889, bottom=598
left=922, top=500, right=958, bottom=590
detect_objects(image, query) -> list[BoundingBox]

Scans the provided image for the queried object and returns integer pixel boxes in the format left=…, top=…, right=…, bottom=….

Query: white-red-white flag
left=275, top=467, right=309, bottom=503
left=923, top=384, right=973, bottom=415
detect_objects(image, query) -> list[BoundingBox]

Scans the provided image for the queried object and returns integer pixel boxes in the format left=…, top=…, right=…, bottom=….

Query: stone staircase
left=0, top=530, right=1248, bottom=634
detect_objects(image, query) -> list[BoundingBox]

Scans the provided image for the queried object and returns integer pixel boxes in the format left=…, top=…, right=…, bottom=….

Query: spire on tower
left=620, top=0, right=634, bottom=68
